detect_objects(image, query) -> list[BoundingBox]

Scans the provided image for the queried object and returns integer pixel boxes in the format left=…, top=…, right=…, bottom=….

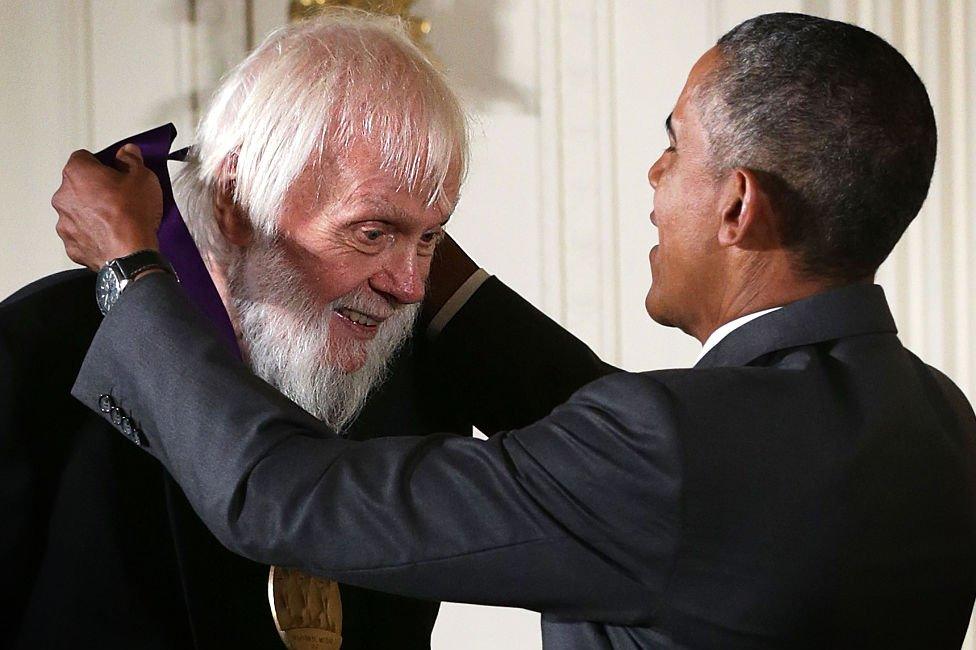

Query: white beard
left=226, top=237, right=419, bottom=433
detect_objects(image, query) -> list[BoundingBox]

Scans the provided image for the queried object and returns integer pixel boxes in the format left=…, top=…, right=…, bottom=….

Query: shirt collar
left=694, top=307, right=782, bottom=365
left=693, top=284, right=897, bottom=370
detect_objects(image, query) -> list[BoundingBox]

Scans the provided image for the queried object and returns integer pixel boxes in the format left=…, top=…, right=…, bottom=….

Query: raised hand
left=52, top=143, right=163, bottom=269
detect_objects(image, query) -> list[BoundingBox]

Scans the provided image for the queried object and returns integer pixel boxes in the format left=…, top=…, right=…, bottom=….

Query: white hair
left=171, top=9, right=466, bottom=430
left=175, top=8, right=468, bottom=265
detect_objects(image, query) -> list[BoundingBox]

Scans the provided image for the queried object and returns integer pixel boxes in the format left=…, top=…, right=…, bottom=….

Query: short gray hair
left=696, top=13, right=936, bottom=282
left=176, top=8, right=468, bottom=263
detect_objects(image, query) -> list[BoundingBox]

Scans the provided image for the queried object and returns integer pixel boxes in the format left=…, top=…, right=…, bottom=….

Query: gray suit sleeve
left=71, top=273, right=680, bottom=624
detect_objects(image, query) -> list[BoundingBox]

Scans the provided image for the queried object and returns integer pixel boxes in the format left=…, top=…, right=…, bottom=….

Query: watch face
left=96, top=265, right=121, bottom=315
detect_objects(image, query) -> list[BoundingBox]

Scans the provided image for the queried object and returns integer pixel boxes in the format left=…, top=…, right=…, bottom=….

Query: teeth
left=337, top=307, right=378, bottom=327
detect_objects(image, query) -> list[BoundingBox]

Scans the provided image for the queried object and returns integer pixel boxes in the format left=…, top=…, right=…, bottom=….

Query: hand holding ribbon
left=52, top=123, right=239, bottom=358
left=53, top=144, right=162, bottom=266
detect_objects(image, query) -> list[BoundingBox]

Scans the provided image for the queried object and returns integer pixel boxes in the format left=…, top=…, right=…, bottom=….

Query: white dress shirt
left=694, top=307, right=782, bottom=365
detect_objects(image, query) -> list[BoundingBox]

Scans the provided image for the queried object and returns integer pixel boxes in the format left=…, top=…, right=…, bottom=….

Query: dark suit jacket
left=71, top=273, right=976, bottom=649
left=1, top=270, right=472, bottom=649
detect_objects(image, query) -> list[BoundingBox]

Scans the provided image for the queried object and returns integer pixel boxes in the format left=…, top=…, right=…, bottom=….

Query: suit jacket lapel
left=695, top=284, right=898, bottom=370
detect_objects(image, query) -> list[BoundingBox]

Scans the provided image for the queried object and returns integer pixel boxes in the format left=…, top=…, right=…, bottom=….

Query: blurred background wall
left=1, top=1, right=973, bottom=647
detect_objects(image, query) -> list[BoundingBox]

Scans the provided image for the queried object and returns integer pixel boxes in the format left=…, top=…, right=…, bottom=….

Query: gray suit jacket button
left=98, top=394, right=115, bottom=413
left=118, top=414, right=144, bottom=447
left=109, top=406, right=123, bottom=427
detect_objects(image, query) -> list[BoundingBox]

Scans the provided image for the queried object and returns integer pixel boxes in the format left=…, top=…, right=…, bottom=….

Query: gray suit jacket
left=72, top=273, right=976, bottom=649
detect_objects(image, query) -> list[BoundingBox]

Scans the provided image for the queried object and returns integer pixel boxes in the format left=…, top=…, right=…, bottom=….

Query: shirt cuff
left=426, top=268, right=491, bottom=340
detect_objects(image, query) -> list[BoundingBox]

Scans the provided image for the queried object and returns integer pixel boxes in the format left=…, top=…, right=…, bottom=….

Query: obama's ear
left=213, top=153, right=253, bottom=247
left=717, top=167, right=777, bottom=250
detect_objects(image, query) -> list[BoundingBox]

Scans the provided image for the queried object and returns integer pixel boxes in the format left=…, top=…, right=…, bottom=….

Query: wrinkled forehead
left=216, top=20, right=468, bottom=240
left=316, top=89, right=464, bottom=205
left=281, top=137, right=460, bottom=229
left=337, top=134, right=459, bottom=204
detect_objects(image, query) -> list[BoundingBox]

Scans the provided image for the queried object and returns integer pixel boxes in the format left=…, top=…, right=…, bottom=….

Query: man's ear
left=213, top=154, right=253, bottom=247
left=717, top=168, right=776, bottom=249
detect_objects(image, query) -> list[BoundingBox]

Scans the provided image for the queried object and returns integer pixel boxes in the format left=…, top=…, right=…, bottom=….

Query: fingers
left=56, top=219, right=94, bottom=270
left=62, top=149, right=100, bottom=180
left=51, top=184, right=65, bottom=212
left=119, top=143, right=143, bottom=160
left=62, top=145, right=144, bottom=179
left=53, top=210, right=71, bottom=243
left=51, top=172, right=75, bottom=220
left=67, top=149, right=97, bottom=164
left=53, top=195, right=100, bottom=271
left=50, top=143, right=164, bottom=270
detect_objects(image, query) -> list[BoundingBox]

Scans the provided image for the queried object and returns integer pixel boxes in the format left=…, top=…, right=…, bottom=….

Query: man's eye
left=416, top=230, right=444, bottom=256
left=664, top=145, right=676, bottom=153
left=354, top=225, right=392, bottom=250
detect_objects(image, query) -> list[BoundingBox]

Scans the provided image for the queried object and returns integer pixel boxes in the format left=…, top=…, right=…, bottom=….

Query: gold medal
left=269, top=566, right=343, bottom=650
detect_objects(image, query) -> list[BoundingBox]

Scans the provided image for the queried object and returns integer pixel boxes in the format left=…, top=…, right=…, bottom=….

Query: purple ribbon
left=95, top=124, right=241, bottom=359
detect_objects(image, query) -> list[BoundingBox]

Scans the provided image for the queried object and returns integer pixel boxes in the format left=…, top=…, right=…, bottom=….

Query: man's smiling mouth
left=334, top=307, right=384, bottom=328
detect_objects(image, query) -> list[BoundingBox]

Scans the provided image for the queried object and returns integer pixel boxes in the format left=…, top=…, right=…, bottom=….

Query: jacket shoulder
left=573, top=370, right=676, bottom=403
left=561, top=370, right=684, bottom=438
left=1, top=269, right=95, bottom=313
left=912, top=354, right=976, bottom=430
left=0, top=269, right=101, bottom=371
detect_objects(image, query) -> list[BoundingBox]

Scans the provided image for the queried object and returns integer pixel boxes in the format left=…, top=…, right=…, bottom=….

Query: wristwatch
left=95, top=249, right=177, bottom=315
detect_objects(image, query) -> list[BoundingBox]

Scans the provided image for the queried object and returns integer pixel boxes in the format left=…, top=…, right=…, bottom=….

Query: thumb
left=115, top=143, right=145, bottom=171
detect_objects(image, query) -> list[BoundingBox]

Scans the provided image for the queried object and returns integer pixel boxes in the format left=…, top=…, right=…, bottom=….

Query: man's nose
left=372, top=249, right=427, bottom=305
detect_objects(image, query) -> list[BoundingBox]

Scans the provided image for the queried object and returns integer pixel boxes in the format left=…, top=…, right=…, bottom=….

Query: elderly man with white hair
left=1, top=11, right=504, bottom=650
left=178, top=11, right=466, bottom=432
